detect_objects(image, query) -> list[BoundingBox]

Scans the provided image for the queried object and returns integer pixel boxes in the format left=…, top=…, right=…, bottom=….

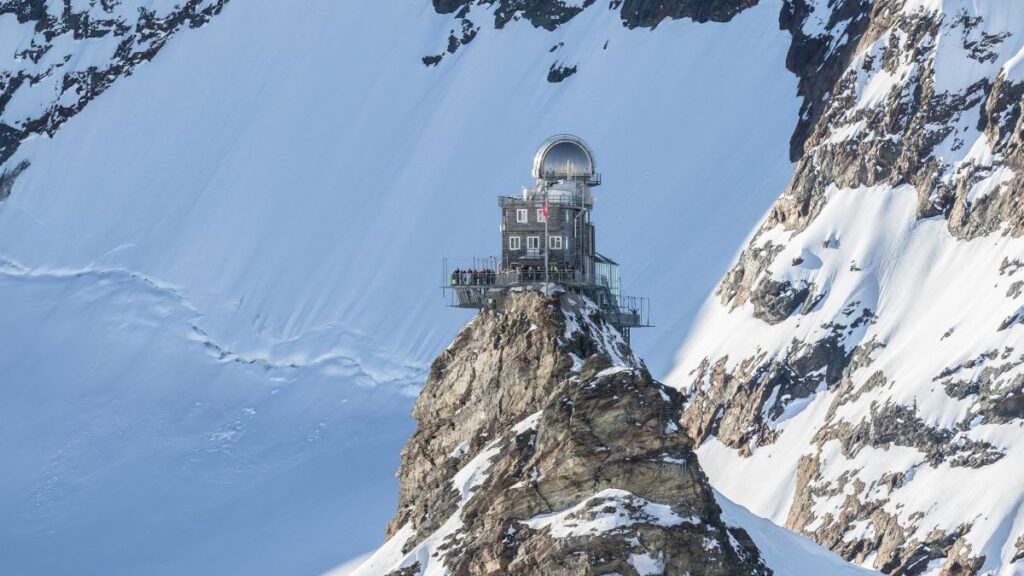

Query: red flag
left=542, top=202, right=548, bottom=220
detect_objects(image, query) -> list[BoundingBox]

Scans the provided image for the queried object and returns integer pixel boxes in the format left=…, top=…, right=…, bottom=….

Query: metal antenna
left=543, top=185, right=549, bottom=295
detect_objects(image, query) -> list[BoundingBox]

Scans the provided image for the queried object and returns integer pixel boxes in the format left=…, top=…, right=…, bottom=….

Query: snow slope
left=0, top=258, right=419, bottom=575
left=716, top=491, right=880, bottom=576
left=670, top=1, right=1024, bottom=573
left=682, top=183, right=1024, bottom=574
left=0, top=0, right=798, bottom=573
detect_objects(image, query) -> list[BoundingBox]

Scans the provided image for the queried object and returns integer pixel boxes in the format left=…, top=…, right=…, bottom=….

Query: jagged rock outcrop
left=358, top=291, right=770, bottom=575
left=0, top=158, right=28, bottom=201
left=673, top=3, right=1024, bottom=575
left=720, top=0, right=1024, bottom=314
left=421, top=0, right=757, bottom=72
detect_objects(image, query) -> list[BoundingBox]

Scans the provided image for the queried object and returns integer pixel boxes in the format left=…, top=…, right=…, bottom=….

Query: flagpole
left=543, top=187, right=549, bottom=295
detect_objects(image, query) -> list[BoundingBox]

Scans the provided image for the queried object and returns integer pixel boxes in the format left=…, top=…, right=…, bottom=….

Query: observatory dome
left=532, top=135, right=598, bottom=183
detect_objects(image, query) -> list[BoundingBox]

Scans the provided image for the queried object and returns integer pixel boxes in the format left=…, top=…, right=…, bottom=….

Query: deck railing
left=499, top=194, right=587, bottom=209
left=537, top=172, right=601, bottom=186
left=447, top=268, right=589, bottom=287
left=441, top=258, right=652, bottom=328
left=608, top=295, right=652, bottom=328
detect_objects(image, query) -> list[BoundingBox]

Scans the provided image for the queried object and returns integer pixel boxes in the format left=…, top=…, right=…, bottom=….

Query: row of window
left=509, top=236, right=564, bottom=250
left=513, top=208, right=571, bottom=224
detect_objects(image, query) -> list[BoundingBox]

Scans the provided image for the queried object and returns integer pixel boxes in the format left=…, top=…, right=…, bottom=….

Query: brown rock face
left=369, top=291, right=770, bottom=575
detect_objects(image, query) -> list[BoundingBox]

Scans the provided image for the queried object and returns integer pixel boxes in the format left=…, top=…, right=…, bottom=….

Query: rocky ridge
left=672, top=2, right=1024, bottom=575
left=355, top=291, right=773, bottom=576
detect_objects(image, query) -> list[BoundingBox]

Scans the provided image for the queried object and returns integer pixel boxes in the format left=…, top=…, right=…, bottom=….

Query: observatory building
left=444, top=135, right=651, bottom=342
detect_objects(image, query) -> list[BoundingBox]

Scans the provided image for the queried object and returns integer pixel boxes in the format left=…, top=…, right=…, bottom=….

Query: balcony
left=499, top=190, right=590, bottom=209
left=441, top=258, right=652, bottom=329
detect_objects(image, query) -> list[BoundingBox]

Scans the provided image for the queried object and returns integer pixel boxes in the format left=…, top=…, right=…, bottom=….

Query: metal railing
left=611, top=295, right=653, bottom=328
left=447, top=268, right=589, bottom=287
left=499, top=194, right=586, bottom=209
left=538, top=171, right=601, bottom=186
left=441, top=258, right=653, bottom=328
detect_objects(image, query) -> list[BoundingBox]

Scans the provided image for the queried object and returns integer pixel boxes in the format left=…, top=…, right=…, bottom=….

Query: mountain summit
left=352, top=291, right=876, bottom=575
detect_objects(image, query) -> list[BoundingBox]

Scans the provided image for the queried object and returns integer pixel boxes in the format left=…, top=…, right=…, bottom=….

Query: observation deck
left=441, top=258, right=653, bottom=336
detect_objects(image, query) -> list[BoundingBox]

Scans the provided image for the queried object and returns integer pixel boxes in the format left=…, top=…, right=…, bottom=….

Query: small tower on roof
left=444, top=134, right=651, bottom=342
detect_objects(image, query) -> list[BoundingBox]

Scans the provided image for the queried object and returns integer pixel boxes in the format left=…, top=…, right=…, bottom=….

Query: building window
left=548, top=236, right=563, bottom=250
left=516, top=209, right=528, bottom=223
left=509, top=236, right=521, bottom=250
left=536, top=208, right=547, bottom=223
left=527, top=236, right=540, bottom=250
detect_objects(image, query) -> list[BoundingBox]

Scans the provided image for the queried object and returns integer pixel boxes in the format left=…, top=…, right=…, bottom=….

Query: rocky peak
left=357, top=291, right=770, bottom=575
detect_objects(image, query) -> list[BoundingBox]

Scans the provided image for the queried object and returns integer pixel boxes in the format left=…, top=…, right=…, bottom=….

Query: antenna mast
left=543, top=185, right=549, bottom=295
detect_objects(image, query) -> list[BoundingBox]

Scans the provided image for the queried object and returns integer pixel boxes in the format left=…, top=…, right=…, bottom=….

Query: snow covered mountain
left=3, top=0, right=1019, bottom=574
left=669, top=1, right=1024, bottom=575
left=0, top=0, right=797, bottom=573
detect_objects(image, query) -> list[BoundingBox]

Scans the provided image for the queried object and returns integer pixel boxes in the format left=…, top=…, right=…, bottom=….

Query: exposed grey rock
left=424, top=0, right=584, bottom=65
left=431, top=0, right=755, bottom=33
left=617, top=0, right=759, bottom=28
left=946, top=71, right=1024, bottom=240
left=779, top=0, right=873, bottom=161
left=0, top=158, right=28, bottom=201
left=718, top=0, right=1024, bottom=331
left=1000, top=258, right=1024, bottom=277
left=934, top=348, right=1024, bottom=426
left=1013, top=534, right=1024, bottom=564
left=786, top=477, right=981, bottom=576
left=717, top=240, right=785, bottom=311
left=749, top=278, right=812, bottom=324
left=683, top=286, right=1010, bottom=574
left=423, top=0, right=757, bottom=70
left=681, top=304, right=875, bottom=453
left=816, top=401, right=1005, bottom=468
left=379, top=291, right=771, bottom=575
left=999, top=308, right=1024, bottom=331
left=547, top=62, right=578, bottom=83
left=679, top=4, right=1024, bottom=572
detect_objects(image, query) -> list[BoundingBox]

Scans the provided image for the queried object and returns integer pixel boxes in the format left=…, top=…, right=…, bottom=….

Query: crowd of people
left=450, top=264, right=580, bottom=286
left=450, top=268, right=498, bottom=286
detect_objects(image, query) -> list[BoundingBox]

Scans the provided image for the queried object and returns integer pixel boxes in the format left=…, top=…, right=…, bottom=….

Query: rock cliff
left=355, top=291, right=771, bottom=576
left=672, top=3, right=1024, bottom=575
